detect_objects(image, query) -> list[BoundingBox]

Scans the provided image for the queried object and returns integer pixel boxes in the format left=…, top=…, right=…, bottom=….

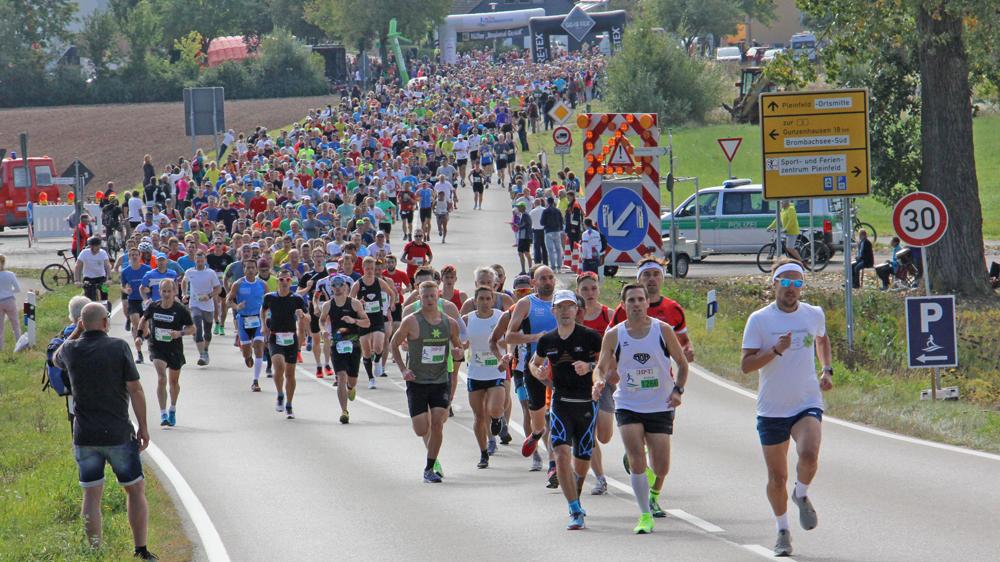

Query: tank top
left=236, top=278, right=266, bottom=318
left=357, top=276, right=383, bottom=317
left=612, top=320, right=675, bottom=413
left=406, top=313, right=452, bottom=385
left=328, top=297, right=361, bottom=342
left=526, top=294, right=556, bottom=356
left=447, top=288, right=463, bottom=309
left=581, top=305, right=611, bottom=333
left=466, top=309, right=503, bottom=381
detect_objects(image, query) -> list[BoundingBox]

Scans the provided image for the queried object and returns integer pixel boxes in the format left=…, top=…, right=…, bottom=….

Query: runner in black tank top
left=321, top=274, right=370, bottom=424
left=350, top=257, right=397, bottom=387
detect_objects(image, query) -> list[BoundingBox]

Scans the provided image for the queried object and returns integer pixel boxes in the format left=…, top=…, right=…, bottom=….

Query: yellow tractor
left=722, top=67, right=775, bottom=124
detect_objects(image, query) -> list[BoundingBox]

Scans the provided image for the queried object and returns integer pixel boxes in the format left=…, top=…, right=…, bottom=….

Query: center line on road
left=742, top=543, right=796, bottom=560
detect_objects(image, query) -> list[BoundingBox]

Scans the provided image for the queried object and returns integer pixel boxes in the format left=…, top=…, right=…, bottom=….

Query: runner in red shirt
left=575, top=271, right=613, bottom=495
left=440, top=265, right=467, bottom=310
left=401, top=231, right=433, bottom=282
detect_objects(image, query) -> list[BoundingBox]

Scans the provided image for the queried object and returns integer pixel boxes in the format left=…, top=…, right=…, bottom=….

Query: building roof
left=451, top=0, right=482, bottom=14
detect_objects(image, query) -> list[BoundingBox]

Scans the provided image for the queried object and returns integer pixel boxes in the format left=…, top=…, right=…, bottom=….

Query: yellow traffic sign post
left=759, top=88, right=872, bottom=351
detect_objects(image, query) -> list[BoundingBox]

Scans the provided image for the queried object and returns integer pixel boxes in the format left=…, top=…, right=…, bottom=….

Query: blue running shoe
left=567, top=512, right=585, bottom=530
left=423, top=469, right=442, bottom=483
left=167, top=410, right=176, bottom=427
left=160, top=413, right=169, bottom=427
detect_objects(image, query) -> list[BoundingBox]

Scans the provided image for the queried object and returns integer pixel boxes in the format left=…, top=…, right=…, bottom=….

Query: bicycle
left=849, top=201, right=877, bottom=244
left=41, top=250, right=76, bottom=292
left=756, top=230, right=832, bottom=273
left=105, top=222, right=125, bottom=262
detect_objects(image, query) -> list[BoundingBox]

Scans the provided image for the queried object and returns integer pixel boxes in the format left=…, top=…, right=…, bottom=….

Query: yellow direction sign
left=760, top=89, right=870, bottom=199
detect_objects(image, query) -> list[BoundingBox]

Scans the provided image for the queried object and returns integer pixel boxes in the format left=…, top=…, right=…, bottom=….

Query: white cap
left=552, top=290, right=578, bottom=306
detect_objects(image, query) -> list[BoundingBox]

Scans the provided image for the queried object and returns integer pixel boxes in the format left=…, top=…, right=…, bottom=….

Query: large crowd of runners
left=67, top=48, right=834, bottom=556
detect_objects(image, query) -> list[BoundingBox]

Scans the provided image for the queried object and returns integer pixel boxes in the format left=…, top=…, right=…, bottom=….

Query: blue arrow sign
left=597, top=187, right=647, bottom=251
left=905, top=295, right=957, bottom=368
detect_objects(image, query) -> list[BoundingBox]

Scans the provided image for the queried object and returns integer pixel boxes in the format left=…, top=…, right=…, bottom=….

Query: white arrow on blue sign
left=904, top=295, right=958, bottom=369
left=597, top=182, right=648, bottom=252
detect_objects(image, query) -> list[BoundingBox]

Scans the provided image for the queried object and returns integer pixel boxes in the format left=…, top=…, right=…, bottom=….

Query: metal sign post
left=19, top=133, right=33, bottom=247
left=73, top=160, right=83, bottom=226
left=23, top=291, right=36, bottom=347
left=922, top=251, right=938, bottom=397
left=668, top=129, right=676, bottom=277
left=809, top=199, right=815, bottom=271
left=844, top=196, right=854, bottom=351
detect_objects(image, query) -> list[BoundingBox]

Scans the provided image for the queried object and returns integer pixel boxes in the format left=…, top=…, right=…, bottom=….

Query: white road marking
left=688, top=363, right=1000, bottom=462
left=666, top=509, right=725, bottom=533
left=295, top=366, right=409, bottom=419
left=111, top=303, right=230, bottom=561
left=742, top=543, right=796, bottom=560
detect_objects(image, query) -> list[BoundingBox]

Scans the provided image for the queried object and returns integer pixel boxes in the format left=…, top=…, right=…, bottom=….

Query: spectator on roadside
left=851, top=229, right=875, bottom=289
left=990, top=261, right=999, bottom=289
left=72, top=213, right=95, bottom=258
left=564, top=191, right=583, bottom=247
left=53, top=302, right=156, bottom=560
left=514, top=202, right=533, bottom=274
left=142, top=155, right=155, bottom=188
left=541, top=196, right=565, bottom=272
left=0, top=255, right=20, bottom=350
left=529, top=198, right=547, bottom=266
left=580, top=219, right=602, bottom=275
left=877, top=236, right=902, bottom=290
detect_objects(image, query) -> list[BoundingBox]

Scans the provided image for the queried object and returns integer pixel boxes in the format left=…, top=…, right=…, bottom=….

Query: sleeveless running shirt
left=328, top=297, right=361, bottom=342
left=407, top=313, right=452, bottom=385
left=236, top=278, right=266, bottom=322
left=526, top=294, right=556, bottom=356
left=613, top=320, right=675, bottom=413
left=466, top=309, right=503, bottom=381
left=357, top=277, right=384, bottom=317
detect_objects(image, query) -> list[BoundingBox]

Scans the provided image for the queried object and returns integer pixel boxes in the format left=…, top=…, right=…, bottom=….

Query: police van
left=660, top=179, right=844, bottom=257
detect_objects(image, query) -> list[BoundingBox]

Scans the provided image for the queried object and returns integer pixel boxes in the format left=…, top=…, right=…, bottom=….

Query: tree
left=796, top=0, right=998, bottom=295
left=738, top=0, right=775, bottom=45
left=305, top=0, right=450, bottom=52
left=645, top=0, right=744, bottom=49
left=0, top=0, right=76, bottom=106
left=268, top=0, right=325, bottom=43
left=122, top=0, right=161, bottom=71
left=80, top=9, right=119, bottom=79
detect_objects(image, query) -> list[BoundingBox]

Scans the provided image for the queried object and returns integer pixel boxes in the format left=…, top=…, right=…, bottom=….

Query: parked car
left=0, top=152, right=62, bottom=231
left=660, top=179, right=845, bottom=257
left=762, top=48, right=784, bottom=63
left=715, top=46, right=742, bottom=63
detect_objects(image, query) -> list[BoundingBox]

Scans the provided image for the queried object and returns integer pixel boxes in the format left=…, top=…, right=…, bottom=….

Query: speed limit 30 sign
left=892, top=192, right=949, bottom=247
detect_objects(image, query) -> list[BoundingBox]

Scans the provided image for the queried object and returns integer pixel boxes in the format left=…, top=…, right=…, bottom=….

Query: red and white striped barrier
left=563, top=242, right=581, bottom=273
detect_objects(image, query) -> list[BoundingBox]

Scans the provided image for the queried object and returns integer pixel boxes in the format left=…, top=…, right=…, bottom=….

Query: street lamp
left=489, top=3, right=498, bottom=61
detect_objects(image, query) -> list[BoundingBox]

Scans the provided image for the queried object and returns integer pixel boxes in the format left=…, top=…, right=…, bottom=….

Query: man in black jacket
left=851, top=230, right=875, bottom=289
left=54, top=302, right=156, bottom=559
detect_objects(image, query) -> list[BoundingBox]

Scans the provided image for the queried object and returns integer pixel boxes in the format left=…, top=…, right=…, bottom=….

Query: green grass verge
left=596, top=276, right=1000, bottom=454
left=528, top=111, right=1000, bottom=240
left=0, top=286, right=192, bottom=561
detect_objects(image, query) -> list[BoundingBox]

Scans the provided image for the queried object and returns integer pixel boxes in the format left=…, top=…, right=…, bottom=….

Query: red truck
left=0, top=152, right=61, bottom=230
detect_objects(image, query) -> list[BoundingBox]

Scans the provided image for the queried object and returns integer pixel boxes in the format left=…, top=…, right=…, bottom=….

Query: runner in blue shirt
left=141, top=258, right=179, bottom=304
left=120, top=248, right=152, bottom=362
left=226, top=259, right=268, bottom=391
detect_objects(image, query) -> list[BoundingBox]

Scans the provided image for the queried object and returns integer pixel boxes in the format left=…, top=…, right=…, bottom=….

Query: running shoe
left=197, top=354, right=206, bottom=367
left=521, top=434, right=540, bottom=457
left=546, top=467, right=559, bottom=489
left=566, top=511, right=585, bottom=530
left=133, top=548, right=159, bottom=560
left=250, top=380, right=261, bottom=392
left=591, top=477, right=608, bottom=496
left=202, top=351, right=210, bottom=366
left=125, top=318, right=131, bottom=331
left=275, top=396, right=284, bottom=412
left=633, top=513, right=654, bottom=534
left=296, top=352, right=303, bottom=363
left=487, top=436, right=497, bottom=456
left=315, top=366, right=324, bottom=379
left=339, top=411, right=350, bottom=424
left=285, top=405, right=295, bottom=420
left=530, top=450, right=543, bottom=472
left=791, top=492, right=818, bottom=530
left=490, top=417, right=502, bottom=436
left=136, top=351, right=144, bottom=364
left=423, top=469, right=442, bottom=483
left=498, top=420, right=512, bottom=445
left=367, top=378, right=376, bottom=389
left=774, top=529, right=793, bottom=557
left=348, top=386, right=356, bottom=401
left=477, top=455, right=489, bottom=469
left=649, top=495, right=666, bottom=518
left=324, top=365, right=333, bottom=377
left=212, top=325, right=220, bottom=336
left=167, top=410, right=176, bottom=427
left=449, top=406, right=454, bottom=417
left=306, top=338, right=312, bottom=352
left=433, top=460, right=444, bottom=478
left=160, top=413, right=169, bottom=427
left=218, top=326, right=225, bottom=336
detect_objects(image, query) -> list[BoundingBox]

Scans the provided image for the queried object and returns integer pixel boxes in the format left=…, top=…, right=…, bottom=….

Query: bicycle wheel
left=804, top=242, right=831, bottom=272
left=857, top=222, right=877, bottom=244
left=756, top=243, right=777, bottom=273
left=41, top=264, right=73, bottom=292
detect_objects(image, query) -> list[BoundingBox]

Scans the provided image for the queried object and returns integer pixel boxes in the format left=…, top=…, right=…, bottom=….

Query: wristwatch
left=673, top=385, right=685, bottom=395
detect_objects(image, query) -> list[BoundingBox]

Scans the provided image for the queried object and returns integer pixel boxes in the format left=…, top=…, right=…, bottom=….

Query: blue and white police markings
left=905, top=295, right=958, bottom=369
left=598, top=187, right=647, bottom=252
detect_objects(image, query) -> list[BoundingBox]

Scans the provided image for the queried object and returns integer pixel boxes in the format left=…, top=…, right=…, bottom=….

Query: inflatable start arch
left=438, top=8, right=546, bottom=64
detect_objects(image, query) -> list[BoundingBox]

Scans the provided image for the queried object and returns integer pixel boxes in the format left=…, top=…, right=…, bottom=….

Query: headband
left=636, top=261, right=663, bottom=278
left=772, top=263, right=805, bottom=281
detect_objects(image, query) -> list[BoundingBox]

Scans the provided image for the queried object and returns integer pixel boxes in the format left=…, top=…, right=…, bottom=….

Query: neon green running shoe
left=634, top=513, right=655, bottom=534
left=649, top=494, right=666, bottom=518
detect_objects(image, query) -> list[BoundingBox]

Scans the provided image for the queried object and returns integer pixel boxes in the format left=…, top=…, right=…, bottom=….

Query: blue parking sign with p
left=905, top=296, right=957, bottom=369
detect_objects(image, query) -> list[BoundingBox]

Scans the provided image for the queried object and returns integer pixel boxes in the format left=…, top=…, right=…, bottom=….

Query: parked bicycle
left=849, top=201, right=878, bottom=244
left=757, top=230, right=832, bottom=273
left=40, top=250, right=76, bottom=292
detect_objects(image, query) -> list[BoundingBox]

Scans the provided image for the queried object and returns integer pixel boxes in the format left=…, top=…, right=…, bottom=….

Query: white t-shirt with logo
left=741, top=302, right=826, bottom=417
left=184, top=267, right=221, bottom=312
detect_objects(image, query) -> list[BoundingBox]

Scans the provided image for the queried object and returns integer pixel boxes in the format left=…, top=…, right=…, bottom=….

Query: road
left=94, top=185, right=1000, bottom=561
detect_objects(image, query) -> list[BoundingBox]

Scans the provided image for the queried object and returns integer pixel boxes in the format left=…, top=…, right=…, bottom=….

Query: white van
left=660, top=179, right=845, bottom=256
left=715, top=46, right=742, bottom=63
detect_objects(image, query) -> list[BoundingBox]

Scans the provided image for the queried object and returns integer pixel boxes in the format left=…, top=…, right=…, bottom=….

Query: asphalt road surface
left=91, top=184, right=1000, bottom=561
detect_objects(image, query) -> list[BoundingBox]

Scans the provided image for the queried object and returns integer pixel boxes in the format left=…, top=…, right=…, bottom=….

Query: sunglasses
left=778, top=279, right=805, bottom=288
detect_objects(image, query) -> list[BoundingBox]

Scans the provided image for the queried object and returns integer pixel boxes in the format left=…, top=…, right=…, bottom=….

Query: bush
left=605, top=24, right=726, bottom=125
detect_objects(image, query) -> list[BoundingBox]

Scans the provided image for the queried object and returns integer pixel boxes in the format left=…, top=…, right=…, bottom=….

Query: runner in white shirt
left=74, top=238, right=113, bottom=311
left=183, top=250, right=221, bottom=365
left=740, top=259, right=833, bottom=557
left=453, top=136, right=470, bottom=187
left=594, top=282, right=688, bottom=535
left=462, top=287, right=506, bottom=469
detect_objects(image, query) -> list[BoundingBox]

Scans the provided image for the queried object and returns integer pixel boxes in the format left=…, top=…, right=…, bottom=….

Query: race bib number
left=413, top=257, right=424, bottom=265
left=275, top=332, right=295, bottom=346
left=336, top=340, right=354, bottom=354
left=625, top=368, right=659, bottom=391
left=243, top=315, right=261, bottom=329
left=364, top=299, right=381, bottom=314
left=154, top=328, right=173, bottom=343
left=475, top=352, right=498, bottom=367
left=421, top=345, right=446, bottom=364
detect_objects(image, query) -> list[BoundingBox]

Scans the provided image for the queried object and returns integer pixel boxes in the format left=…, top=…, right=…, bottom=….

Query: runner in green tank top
left=390, top=281, right=463, bottom=484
